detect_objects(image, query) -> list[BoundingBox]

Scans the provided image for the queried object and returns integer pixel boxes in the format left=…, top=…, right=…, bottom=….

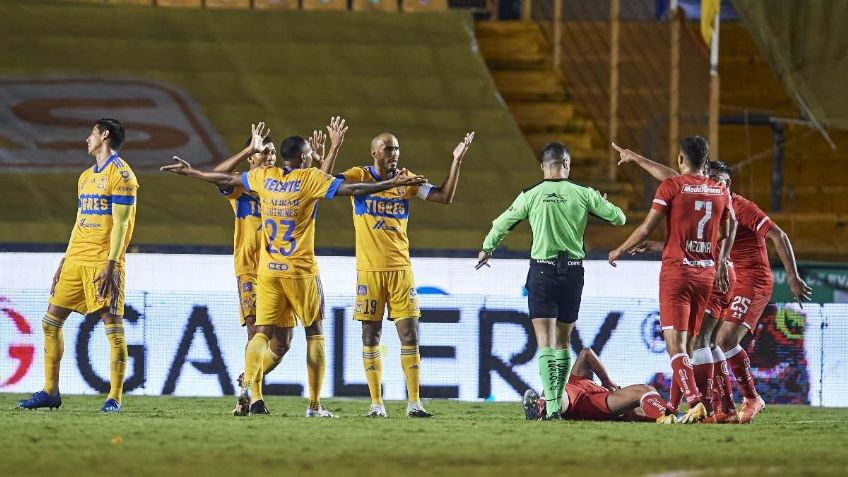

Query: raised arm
left=423, top=132, right=475, bottom=204
left=317, top=116, right=347, bottom=175
left=608, top=209, right=665, bottom=266
left=766, top=224, right=812, bottom=306
left=335, top=169, right=427, bottom=197
left=613, top=142, right=678, bottom=181
left=213, top=122, right=270, bottom=173
left=161, top=157, right=243, bottom=189
left=476, top=192, right=530, bottom=267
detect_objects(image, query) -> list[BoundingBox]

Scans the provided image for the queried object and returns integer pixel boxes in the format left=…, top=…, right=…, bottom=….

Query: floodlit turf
left=1, top=394, right=846, bottom=477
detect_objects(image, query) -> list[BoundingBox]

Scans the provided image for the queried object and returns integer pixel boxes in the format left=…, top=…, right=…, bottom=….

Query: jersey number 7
left=694, top=200, right=713, bottom=239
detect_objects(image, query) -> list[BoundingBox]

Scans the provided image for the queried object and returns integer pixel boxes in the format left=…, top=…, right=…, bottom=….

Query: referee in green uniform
left=477, top=142, right=626, bottom=419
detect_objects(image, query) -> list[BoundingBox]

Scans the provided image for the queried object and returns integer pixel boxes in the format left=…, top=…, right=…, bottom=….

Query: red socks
left=670, top=353, right=700, bottom=407
left=726, top=345, right=759, bottom=400
left=711, top=347, right=735, bottom=413
left=640, top=391, right=670, bottom=419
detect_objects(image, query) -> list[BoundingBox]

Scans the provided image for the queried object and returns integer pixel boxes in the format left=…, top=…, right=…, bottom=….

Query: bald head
left=371, top=133, right=398, bottom=153
left=370, top=132, right=401, bottom=173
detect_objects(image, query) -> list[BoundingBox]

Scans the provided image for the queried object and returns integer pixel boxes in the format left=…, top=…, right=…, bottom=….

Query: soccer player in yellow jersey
left=19, top=119, right=138, bottom=413
left=337, top=131, right=474, bottom=418
left=162, top=131, right=424, bottom=416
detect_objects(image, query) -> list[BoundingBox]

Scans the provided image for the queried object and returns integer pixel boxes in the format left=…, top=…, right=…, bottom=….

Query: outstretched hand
left=160, top=156, right=192, bottom=174
left=608, top=248, right=623, bottom=267
left=327, top=116, right=348, bottom=148
left=453, top=132, right=475, bottom=162
left=789, top=275, right=813, bottom=309
left=392, top=168, right=427, bottom=187
left=249, top=122, right=271, bottom=154
left=309, top=129, right=326, bottom=166
left=612, top=142, right=641, bottom=166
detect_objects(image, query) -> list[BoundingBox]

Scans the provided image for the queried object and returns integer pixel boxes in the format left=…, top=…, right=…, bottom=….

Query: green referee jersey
left=482, top=179, right=626, bottom=260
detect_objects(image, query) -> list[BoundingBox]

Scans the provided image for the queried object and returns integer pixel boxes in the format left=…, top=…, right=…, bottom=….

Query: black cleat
left=248, top=399, right=270, bottom=415
left=522, top=389, right=540, bottom=420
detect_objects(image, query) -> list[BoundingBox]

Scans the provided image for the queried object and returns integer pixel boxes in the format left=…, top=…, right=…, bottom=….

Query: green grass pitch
left=1, top=394, right=847, bottom=477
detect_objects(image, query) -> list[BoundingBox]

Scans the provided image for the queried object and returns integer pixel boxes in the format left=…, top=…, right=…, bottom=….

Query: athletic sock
left=362, top=345, right=383, bottom=405
left=691, top=347, right=715, bottom=414
left=668, top=380, right=681, bottom=413
left=42, top=313, right=64, bottom=396
left=261, top=348, right=282, bottom=376
left=400, top=345, right=421, bottom=403
left=553, top=349, right=571, bottom=403
left=306, top=335, right=325, bottom=404
left=538, top=347, right=560, bottom=416
left=670, top=353, right=700, bottom=407
left=725, top=345, right=759, bottom=400
left=711, top=347, right=735, bottom=413
left=640, top=391, right=670, bottom=419
left=244, top=332, right=270, bottom=403
left=104, top=323, right=127, bottom=404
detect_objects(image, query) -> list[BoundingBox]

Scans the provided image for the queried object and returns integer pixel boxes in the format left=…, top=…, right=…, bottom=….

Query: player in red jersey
left=708, top=161, right=811, bottom=423
left=523, top=348, right=676, bottom=423
left=617, top=153, right=811, bottom=424
left=608, top=136, right=734, bottom=424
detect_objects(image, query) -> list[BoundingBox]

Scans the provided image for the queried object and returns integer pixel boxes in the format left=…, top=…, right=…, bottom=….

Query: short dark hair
left=244, top=134, right=276, bottom=148
left=679, top=136, right=709, bottom=170
left=94, top=118, right=125, bottom=150
left=280, top=136, right=308, bottom=160
left=540, top=142, right=571, bottom=164
left=708, top=160, right=732, bottom=180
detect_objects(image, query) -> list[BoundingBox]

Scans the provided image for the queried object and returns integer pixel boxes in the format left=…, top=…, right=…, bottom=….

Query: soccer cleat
left=248, top=399, right=270, bottom=415
left=677, top=402, right=707, bottom=424
left=714, top=409, right=740, bottom=424
left=701, top=415, right=718, bottom=424
left=740, top=396, right=765, bottom=424
left=366, top=403, right=387, bottom=418
left=233, top=385, right=251, bottom=417
left=656, top=413, right=676, bottom=424
left=406, top=401, right=433, bottom=418
left=18, top=391, right=62, bottom=410
left=305, top=402, right=337, bottom=418
left=522, top=389, right=541, bottom=420
left=100, top=398, right=121, bottom=413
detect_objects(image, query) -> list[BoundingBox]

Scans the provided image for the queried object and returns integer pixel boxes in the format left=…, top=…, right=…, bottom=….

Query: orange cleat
left=714, top=409, right=740, bottom=424
left=740, top=396, right=765, bottom=424
left=701, top=415, right=718, bottom=424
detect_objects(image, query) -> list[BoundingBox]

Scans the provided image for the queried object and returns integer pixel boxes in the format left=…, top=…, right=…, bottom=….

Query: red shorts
left=706, top=265, right=737, bottom=319
left=562, top=375, right=614, bottom=421
left=659, top=265, right=715, bottom=332
left=726, top=268, right=773, bottom=331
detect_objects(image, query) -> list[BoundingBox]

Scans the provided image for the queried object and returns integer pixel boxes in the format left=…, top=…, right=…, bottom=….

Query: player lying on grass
left=523, top=348, right=677, bottom=423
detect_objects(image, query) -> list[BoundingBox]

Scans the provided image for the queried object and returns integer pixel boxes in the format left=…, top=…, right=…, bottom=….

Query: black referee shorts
left=526, top=259, right=584, bottom=324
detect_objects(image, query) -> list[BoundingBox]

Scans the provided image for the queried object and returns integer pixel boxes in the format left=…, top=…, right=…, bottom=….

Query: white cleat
left=305, top=402, right=337, bottom=418
left=366, top=403, right=387, bottom=418
left=233, top=385, right=251, bottom=417
left=406, top=401, right=432, bottom=418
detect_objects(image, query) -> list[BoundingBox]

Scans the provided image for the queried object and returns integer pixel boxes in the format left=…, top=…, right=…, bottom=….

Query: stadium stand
left=0, top=2, right=535, bottom=254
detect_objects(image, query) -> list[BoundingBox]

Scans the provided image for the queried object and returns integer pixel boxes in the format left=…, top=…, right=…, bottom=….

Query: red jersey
left=728, top=193, right=774, bottom=272
left=651, top=174, right=732, bottom=269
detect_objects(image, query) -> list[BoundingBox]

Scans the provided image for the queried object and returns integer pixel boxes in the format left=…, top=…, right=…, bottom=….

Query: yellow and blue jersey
left=219, top=184, right=261, bottom=277
left=65, top=153, right=138, bottom=266
left=243, top=166, right=342, bottom=278
left=338, top=166, right=432, bottom=271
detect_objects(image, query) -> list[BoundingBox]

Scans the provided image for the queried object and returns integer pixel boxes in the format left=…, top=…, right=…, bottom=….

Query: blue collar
left=93, top=153, right=119, bottom=173
left=367, top=166, right=382, bottom=181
